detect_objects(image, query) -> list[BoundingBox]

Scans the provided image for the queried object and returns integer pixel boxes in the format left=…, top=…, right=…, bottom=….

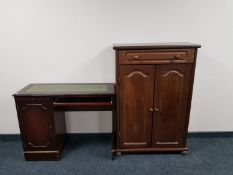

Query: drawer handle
left=128, top=55, right=139, bottom=61
left=175, top=54, right=183, bottom=59
left=28, top=142, right=50, bottom=148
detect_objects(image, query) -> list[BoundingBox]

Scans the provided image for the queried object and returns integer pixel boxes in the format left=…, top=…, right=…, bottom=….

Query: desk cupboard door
left=119, top=65, right=154, bottom=149
left=152, top=64, right=192, bottom=148
left=16, top=98, right=54, bottom=151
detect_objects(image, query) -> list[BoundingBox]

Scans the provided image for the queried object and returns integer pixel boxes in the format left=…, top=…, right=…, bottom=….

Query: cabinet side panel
left=54, top=112, right=66, bottom=135
left=53, top=111, right=66, bottom=149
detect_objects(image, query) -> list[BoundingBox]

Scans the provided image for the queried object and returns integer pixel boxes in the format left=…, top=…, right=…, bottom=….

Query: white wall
left=0, top=0, right=233, bottom=134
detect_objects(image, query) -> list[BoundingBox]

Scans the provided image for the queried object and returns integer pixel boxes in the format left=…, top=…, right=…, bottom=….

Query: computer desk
left=13, top=83, right=116, bottom=161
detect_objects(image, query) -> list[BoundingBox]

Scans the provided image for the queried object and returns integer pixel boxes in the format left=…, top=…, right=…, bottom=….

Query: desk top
left=14, top=83, right=115, bottom=96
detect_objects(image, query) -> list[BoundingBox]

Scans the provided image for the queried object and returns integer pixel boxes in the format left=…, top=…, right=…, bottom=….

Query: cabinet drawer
left=119, top=49, right=195, bottom=64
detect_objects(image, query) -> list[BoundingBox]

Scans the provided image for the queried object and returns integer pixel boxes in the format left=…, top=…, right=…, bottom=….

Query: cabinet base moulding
left=23, top=135, right=66, bottom=161
left=112, top=147, right=188, bottom=154
left=24, top=151, right=61, bottom=161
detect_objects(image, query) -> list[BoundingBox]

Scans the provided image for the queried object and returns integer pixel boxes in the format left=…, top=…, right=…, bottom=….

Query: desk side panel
left=53, top=111, right=66, bottom=150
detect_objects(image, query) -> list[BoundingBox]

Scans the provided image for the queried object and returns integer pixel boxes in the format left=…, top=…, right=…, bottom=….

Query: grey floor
left=0, top=135, right=233, bottom=175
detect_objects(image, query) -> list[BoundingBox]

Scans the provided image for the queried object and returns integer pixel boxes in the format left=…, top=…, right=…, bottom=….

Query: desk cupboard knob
left=133, top=55, right=139, bottom=59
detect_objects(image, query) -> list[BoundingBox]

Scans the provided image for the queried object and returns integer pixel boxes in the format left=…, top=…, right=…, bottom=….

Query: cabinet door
left=16, top=98, right=54, bottom=150
left=119, top=65, right=154, bottom=149
left=152, top=64, right=192, bottom=148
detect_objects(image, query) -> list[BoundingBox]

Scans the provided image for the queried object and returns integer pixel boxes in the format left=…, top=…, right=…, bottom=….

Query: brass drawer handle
left=28, top=142, right=50, bottom=148
left=128, top=55, right=139, bottom=61
left=175, top=54, right=183, bottom=59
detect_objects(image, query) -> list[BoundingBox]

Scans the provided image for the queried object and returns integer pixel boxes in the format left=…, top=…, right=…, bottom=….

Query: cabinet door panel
left=119, top=65, right=154, bottom=148
left=17, top=99, right=54, bottom=150
left=152, top=64, right=192, bottom=148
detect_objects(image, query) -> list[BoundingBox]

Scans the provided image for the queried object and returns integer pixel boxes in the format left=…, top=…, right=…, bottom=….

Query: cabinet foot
left=111, top=154, right=115, bottom=160
left=181, top=150, right=188, bottom=155
left=116, top=151, right=122, bottom=156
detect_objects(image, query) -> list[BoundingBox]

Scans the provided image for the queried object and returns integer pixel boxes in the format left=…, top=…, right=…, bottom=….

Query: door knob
left=154, top=107, right=159, bottom=112
left=149, top=108, right=154, bottom=112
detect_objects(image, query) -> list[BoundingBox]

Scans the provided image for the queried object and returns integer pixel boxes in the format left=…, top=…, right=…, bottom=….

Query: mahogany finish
left=113, top=43, right=201, bottom=155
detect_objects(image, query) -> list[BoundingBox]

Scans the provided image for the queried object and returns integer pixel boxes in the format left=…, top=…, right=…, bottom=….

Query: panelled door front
left=152, top=64, right=192, bottom=148
left=119, top=65, right=154, bottom=149
left=16, top=98, right=54, bottom=151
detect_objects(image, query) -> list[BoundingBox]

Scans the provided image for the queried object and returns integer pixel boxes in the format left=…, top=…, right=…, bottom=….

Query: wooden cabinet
left=113, top=43, right=201, bottom=154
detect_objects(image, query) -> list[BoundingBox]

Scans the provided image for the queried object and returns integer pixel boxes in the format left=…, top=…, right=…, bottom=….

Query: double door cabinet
left=113, top=43, right=201, bottom=154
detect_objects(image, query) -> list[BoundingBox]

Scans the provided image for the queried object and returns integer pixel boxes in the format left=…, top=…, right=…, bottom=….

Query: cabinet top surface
left=113, top=42, right=201, bottom=50
left=14, top=83, right=115, bottom=96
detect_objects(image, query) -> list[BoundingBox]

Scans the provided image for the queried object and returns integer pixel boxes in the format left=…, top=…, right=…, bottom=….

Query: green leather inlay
left=25, top=84, right=108, bottom=93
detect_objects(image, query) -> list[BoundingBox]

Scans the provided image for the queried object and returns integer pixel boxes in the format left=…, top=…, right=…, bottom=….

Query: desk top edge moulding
left=14, top=83, right=115, bottom=96
left=112, top=42, right=201, bottom=155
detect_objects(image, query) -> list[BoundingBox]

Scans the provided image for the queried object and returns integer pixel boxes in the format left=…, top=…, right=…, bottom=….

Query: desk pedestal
left=15, top=97, right=66, bottom=160
left=14, top=93, right=115, bottom=161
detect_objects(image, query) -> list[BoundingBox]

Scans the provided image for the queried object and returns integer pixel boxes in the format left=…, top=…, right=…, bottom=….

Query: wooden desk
left=13, top=83, right=116, bottom=161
